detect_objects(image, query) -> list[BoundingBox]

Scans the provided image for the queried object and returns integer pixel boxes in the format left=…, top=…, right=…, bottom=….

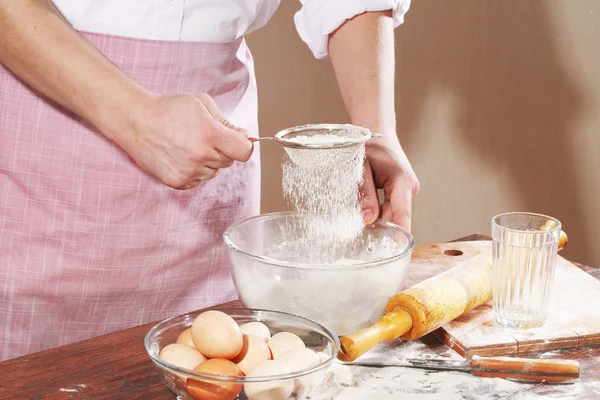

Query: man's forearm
left=0, top=0, right=146, bottom=143
left=328, top=11, right=398, bottom=146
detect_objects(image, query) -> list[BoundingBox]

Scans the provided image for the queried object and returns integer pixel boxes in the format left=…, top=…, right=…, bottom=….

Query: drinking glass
left=492, top=212, right=561, bottom=329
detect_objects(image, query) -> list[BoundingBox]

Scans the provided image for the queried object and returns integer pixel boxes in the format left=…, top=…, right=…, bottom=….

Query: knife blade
left=340, top=355, right=580, bottom=384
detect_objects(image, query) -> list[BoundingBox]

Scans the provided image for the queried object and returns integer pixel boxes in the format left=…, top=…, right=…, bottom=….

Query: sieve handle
left=248, top=137, right=274, bottom=142
left=249, top=132, right=381, bottom=142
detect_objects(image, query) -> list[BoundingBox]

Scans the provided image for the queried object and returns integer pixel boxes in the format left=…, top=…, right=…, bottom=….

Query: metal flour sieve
left=249, top=123, right=382, bottom=168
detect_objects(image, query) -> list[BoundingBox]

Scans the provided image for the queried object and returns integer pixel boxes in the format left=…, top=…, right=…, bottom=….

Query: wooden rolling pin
left=338, top=230, right=568, bottom=362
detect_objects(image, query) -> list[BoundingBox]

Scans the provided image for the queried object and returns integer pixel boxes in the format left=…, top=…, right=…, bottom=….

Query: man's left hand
left=360, top=141, right=419, bottom=232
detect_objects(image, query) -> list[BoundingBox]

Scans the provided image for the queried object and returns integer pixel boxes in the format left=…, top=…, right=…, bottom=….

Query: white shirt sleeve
left=294, top=0, right=411, bottom=59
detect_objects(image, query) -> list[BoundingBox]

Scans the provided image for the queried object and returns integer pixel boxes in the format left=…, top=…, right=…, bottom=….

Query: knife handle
left=469, top=355, right=580, bottom=383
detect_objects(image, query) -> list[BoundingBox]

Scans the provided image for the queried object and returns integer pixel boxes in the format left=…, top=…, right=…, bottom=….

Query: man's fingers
left=194, top=94, right=226, bottom=121
left=193, top=94, right=253, bottom=161
left=211, top=123, right=253, bottom=162
left=200, top=167, right=219, bottom=182
left=360, top=162, right=380, bottom=224
left=175, top=167, right=219, bottom=190
left=393, top=207, right=412, bottom=233
left=221, top=118, right=249, bottom=137
left=215, top=113, right=249, bottom=137
left=205, top=151, right=235, bottom=169
left=387, top=177, right=413, bottom=232
left=381, top=202, right=393, bottom=222
left=182, top=180, right=202, bottom=190
left=194, top=93, right=250, bottom=136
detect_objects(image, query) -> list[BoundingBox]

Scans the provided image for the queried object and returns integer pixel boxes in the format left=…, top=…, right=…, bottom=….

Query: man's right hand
left=121, top=93, right=253, bottom=190
left=0, top=1, right=253, bottom=191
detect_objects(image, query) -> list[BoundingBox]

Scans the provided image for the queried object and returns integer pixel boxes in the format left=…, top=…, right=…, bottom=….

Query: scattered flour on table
left=306, top=340, right=600, bottom=400
left=309, top=358, right=526, bottom=400
left=59, top=384, right=86, bottom=393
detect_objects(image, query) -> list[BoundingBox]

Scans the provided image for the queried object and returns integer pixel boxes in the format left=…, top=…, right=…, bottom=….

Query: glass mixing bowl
left=223, top=212, right=415, bottom=336
left=145, top=307, right=339, bottom=400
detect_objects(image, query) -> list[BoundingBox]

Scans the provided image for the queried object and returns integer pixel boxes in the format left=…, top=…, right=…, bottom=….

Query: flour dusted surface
left=306, top=339, right=528, bottom=400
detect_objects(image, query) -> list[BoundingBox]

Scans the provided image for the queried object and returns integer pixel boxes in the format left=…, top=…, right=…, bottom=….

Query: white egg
left=232, top=334, right=272, bottom=375
left=240, top=322, right=271, bottom=342
left=277, top=348, right=320, bottom=372
left=267, top=332, right=305, bottom=359
left=244, top=360, right=294, bottom=400
left=159, top=343, right=206, bottom=382
left=277, top=348, right=323, bottom=391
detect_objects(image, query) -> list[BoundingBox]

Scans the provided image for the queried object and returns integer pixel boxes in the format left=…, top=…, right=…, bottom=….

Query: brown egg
left=176, top=328, right=196, bottom=348
left=239, top=322, right=271, bottom=342
left=185, top=359, right=243, bottom=400
left=192, top=310, right=243, bottom=359
left=232, top=334, right=272, bottom=375
left=267, top=332, right=306, bottom=360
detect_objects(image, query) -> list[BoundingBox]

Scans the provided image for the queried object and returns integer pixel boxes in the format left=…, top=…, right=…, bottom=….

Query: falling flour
left=281, top=133, right=366, bottom=264
left=238, top=128, right=409, bottom=335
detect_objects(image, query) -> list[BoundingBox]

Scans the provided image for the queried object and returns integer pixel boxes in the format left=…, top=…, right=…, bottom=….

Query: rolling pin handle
left=337, top=309, right=413, bottom=362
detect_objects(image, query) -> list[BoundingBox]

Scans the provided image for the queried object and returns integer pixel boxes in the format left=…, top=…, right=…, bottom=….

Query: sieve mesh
left=275, top=124, right=373, bottom=168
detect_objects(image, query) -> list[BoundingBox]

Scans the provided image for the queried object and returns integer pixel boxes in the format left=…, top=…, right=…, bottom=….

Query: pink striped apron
left=0, top=31, right=260, bottom=361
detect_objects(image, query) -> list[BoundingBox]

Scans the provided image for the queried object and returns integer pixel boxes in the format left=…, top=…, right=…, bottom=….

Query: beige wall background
left=246, top=0, right=600, bottom=267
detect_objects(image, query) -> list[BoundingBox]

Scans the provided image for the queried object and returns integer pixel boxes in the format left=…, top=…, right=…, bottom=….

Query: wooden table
left=1, top=234, right=599, bottom=399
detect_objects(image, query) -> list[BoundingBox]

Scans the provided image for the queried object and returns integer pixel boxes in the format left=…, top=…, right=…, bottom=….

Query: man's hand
left=360, top=141, right=419, bottom=231
left=124, top=93, right=252, bottom=190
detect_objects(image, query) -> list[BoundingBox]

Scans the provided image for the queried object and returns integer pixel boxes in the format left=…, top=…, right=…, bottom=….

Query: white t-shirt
left=51, top=0, right=411, bottom=58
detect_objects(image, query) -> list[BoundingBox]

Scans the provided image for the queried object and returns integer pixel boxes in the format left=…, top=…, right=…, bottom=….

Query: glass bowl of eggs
left=145, top=307, right=340, bottom=400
